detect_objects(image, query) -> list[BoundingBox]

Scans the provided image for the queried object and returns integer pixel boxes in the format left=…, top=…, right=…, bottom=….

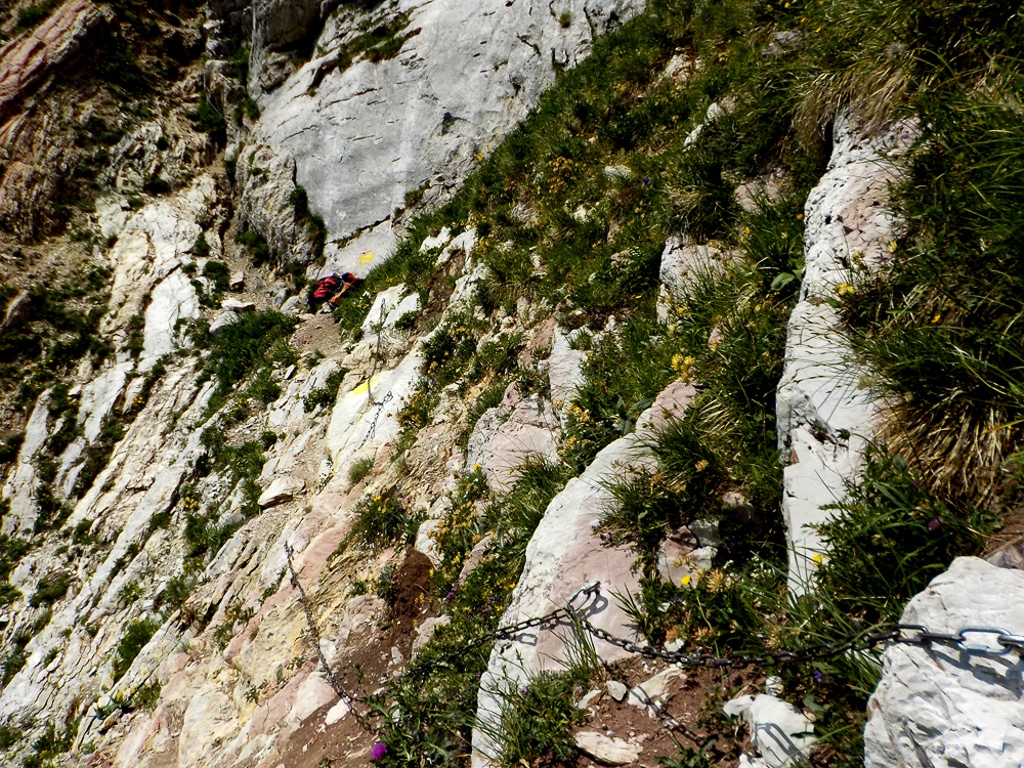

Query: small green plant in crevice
left=157, top=574, right=197, bottom=612
left=428, top=467, right=493, bottom=594
left=244, top=367, right=282, bottom=404
left=559, top=308, right=678, bottom=472
left=234, top=230, right=273, bottom=266
left=1, top=631, right=31, bottom=687
left=202, top=259, right=231, bottom=294
left=192, top=310, right=296, bottom=403
left=16, top=1, right=58, bottom=29
left=488, top=620, right=600, bottom=768
left=303, top=367, right=348, bottom=412
left=132, top=681, right=162, bottom=711
left=420, top=312, right=485, bottom=388
left=347, top=456, right=375, bottom=487
left=213, top=599, right=256, bottom=650
left=0, top=432, right=24, bottom=465
left=29, top=573, right=71, bottom=608
left=190, top=91, right=226, bottom=144
left=112, top=617, right=161, bottom=680
left=348, top=490, right=421, bottom=550
left=21, top=717, right=78, bottom=768
left=0, top=719, right=23, bottom=750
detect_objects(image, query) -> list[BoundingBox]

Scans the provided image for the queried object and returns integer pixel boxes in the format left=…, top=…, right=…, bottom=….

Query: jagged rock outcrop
left=235, top=0, right=645, bottom=273
left=472, top=381, right=695, bottom=766
left=864, top=557, right=1024, bottom=768
left=775, top=114, right=916, bottom=593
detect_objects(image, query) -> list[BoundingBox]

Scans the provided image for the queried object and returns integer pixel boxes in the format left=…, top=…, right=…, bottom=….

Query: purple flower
left=927, top=518, right=942, bottom=531
left=371, top=742, right=388, bottom=761
left=813, top=670, right=823, bottom=681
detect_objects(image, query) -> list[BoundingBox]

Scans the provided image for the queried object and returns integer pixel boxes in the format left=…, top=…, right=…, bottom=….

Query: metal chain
left=357, top=299, right=395, bottom=449
left=479, top=582, right=1024, bottom=669
left=284, top=543, right=376, bottom=733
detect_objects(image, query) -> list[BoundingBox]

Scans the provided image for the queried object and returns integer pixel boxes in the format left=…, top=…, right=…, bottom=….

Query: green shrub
left=113, top=617, right=161, bottom=679
left=245, top=368, right=281, bottom=404
left=29, top=573, right=71, bottom=608
left=202, top=259, right=230, bottom=293
left=197, top=311, right=296, bottom=397
left=234, top=230, right=273, bottom=266
left=17, top=2, right=56, bottom=29
left=349, top=490, right=421, bottom=549
left=191, top=91, right=226, bottom=143
left=0, top=583, right=21, bottom=606
left=0, top=720, right=22, bottom=750
left=1, top=632, right=30, bottom=686
left=347, top=456, right=375, bottom=487
left=303, top=367, right=347, bottom=412
left=0, top=432, right=24, bottom=464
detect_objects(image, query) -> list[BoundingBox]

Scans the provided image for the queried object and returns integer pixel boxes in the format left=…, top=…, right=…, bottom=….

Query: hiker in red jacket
left=313, top=272, right=360, bottom=309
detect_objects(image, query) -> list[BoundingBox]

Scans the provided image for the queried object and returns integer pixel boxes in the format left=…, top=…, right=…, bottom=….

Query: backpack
left=313, top=275, right=342, bottom=299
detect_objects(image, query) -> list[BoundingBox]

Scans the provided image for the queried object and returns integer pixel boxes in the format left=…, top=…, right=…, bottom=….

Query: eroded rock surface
left=239, top=0, right=645, bottom=273
left=864, top=557, right=1024, bottom=768
left=775, top=115, right=916, bottom=593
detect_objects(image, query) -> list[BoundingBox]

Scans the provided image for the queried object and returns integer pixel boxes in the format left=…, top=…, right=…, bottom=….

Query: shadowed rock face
left=238, top=0, right=645, bottom=274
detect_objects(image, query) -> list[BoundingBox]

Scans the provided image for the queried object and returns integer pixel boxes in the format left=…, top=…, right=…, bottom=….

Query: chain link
left=284, top=543, right=376, bottom=733
left=479, top=582, right=1024, bottom=670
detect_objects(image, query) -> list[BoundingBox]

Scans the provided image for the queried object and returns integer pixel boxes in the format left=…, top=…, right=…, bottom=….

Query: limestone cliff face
left=2, top=2, right=1015, bottom=767
left=237, top=0, right=644, bottom=274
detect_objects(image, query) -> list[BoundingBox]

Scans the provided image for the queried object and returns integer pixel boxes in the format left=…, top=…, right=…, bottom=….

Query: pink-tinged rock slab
left=0, top=1, right=112, bottom=118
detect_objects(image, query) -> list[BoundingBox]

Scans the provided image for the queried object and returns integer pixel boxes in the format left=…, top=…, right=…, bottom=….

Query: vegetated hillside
left=0, top=0, right=1021, bottom=767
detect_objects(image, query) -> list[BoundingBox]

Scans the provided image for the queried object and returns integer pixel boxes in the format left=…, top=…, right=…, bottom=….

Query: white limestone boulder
left=258, top=475, right=306, bottom=508
left=574, top=732, right=640, bottom=765
left=864, top=557, right=1024, bottom=768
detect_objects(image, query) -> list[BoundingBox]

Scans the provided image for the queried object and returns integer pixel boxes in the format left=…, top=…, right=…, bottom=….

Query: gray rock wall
left=239, top=0, right=645, bottom=274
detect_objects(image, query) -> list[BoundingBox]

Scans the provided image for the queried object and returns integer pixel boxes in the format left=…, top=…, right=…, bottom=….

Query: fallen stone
left=574, top=731, right=640, bottom=765
left=605, top=680, right=628, bottom=702
left=723, top=694, right=816, bottom=768
left=221, top=298, right=256, bottom=312
left=230, top=270, right=245, bottom=290
left=577, top=688, right=602, bottom=710
left=628, top=666, right=685, bottom=716
left=324, top=699, right=350, bottom=726
left=258, top=475, right=305, bottom=508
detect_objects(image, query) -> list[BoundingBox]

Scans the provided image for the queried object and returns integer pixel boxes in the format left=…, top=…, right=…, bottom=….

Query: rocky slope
left=1, top=1, right=1022, bottom=768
